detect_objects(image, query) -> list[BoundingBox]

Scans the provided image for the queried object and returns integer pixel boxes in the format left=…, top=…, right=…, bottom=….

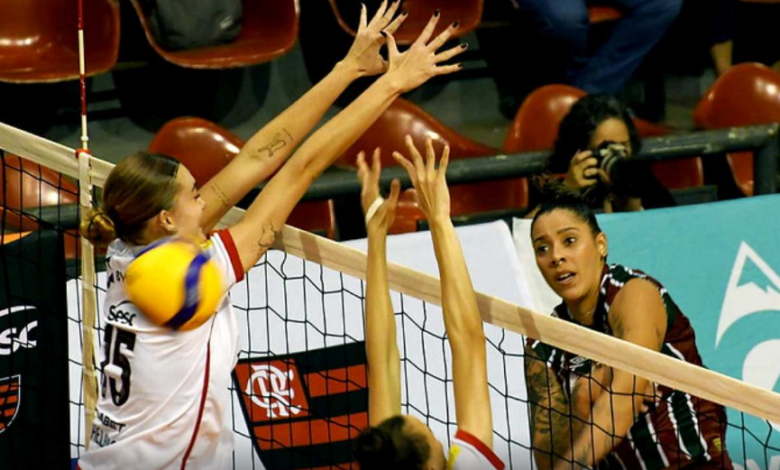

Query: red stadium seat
left=503, top=85, right=586, bottom=152
left=341, top=98, right=528, bottom=233
left=329, top=0, right=483, bottom=45
left=127, top=0, right=299, bottom=68
left=694, top=63, right=780, bottom=196
left=0, top=155, right=80, bottom=258
left=504, top=85, right=704, bottom=190
left=587, top=5, right=623, bottom=24
left=149, top=118, right=337, bottom=239
left=0, top=0, right=120, bottom=83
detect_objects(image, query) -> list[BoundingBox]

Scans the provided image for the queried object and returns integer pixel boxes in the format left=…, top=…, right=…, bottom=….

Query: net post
left=77, top=148, right=99, bottom=450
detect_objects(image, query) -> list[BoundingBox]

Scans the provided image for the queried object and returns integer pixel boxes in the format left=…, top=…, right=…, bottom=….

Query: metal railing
left=20, top=124, right=780, bottom=231
left=290, top=124, right=779, bottom=200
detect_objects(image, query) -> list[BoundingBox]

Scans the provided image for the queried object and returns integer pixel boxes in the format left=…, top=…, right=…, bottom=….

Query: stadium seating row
left=0, top=0, right=624, bottom=82
left=2, top=62, right=778, bottom=247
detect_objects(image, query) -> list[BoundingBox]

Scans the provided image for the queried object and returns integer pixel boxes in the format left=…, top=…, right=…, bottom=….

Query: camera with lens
left=593, top=141, right=629, bottom=178
left=590, top=140, right=641, bottom=196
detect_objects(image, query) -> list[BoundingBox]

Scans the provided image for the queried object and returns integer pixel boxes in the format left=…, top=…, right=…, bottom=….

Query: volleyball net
left=0, top=121, right=779, bottom=470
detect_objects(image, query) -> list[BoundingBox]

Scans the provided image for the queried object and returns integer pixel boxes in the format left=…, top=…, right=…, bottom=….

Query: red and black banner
left=233, top=341, right=368, bottom=470
left=0, top=376, right=21, bottom=433
left=0, top=230, right=69, bottom=469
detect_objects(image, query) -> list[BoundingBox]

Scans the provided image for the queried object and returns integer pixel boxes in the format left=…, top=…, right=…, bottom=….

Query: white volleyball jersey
left=79, top=230, right=244, bottom=470
left=447, top=430, right=505, bottom=470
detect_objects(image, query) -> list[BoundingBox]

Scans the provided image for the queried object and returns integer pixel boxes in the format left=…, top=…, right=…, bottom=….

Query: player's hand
left=383, top=13, right=466, bottom=93
left=341, top=1, right=406, bottom=77
left=357, top=148, right=401, bottom=235
left=563, top=150, right=600, bottom=191
left=392, top=136, right=450, bottom=222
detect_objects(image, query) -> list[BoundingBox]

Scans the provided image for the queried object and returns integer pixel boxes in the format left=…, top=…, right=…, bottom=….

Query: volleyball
left=125, top=240, right=224, bottom=331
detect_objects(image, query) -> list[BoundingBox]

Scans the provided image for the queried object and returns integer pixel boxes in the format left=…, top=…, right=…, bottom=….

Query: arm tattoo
left=255, top=223, right=280, bottom=256
left=526, top=347, right=583, bottom=468
left=210, top=183, right=232, bottom=209
left=255, top=129, right=293, bottom=160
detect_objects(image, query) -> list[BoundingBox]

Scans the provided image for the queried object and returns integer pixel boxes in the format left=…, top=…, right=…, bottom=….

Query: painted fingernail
left=460, top=43, right=468, bottom=50
left=402, top=10, right=409, bottom=16
left=434, top=9, right=441, bottom=17
left=457, top=63, right=464, bottom=69
left=452, top=21, right=460, bottom=28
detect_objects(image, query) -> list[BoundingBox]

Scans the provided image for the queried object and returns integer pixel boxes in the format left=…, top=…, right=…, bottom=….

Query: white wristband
left=365, top=197, right=385, bottom=226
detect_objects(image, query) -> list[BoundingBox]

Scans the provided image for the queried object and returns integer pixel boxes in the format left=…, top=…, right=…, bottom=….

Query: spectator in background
left=543, top=94, right=676, bottom=212
left=514, top=0, right=683, bottom=94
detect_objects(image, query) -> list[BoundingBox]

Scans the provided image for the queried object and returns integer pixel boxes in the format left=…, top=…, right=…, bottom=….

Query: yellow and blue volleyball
left=125, top=239, right=224, bottom=331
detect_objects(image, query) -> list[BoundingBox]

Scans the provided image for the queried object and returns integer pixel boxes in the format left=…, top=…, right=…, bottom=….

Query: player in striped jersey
left=353, top=138, right=505, bottom=470
left=525, top=196, right=732, bottom=470
left=77, top=4, right=466, bottom=468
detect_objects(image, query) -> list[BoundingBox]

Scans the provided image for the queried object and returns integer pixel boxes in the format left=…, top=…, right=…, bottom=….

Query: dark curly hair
left=531, top=189, right=603, bottom=237
left=548, top=94, right=641, bottom=174
left=353, top=416, right=431, bottom=470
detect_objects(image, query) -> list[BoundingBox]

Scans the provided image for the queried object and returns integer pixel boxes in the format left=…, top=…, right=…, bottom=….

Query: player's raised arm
left=357, top=149, right=404, bottom=425
left=229, top=14, right=466, bottom=272
left=393, top=137, right=494, bottom=448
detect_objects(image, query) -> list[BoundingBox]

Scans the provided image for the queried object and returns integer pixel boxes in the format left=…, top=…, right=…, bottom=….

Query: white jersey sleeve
left=447, top=430, right=505, bottom=470
left=204, top=229, right=244, bottom=291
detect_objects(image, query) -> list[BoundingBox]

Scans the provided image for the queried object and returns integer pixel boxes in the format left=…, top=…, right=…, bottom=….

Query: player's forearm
left=366, top=229, right=399, bottom=369
left=428, top=217, right=483, bottom=343
left=526, top=359, right=579, bottom=469
left=291, top=75, right=402, bottom=182
left=560, top=386, right=639, bottom=469
left=241, top=60, right=360, bottom=166
left=199, top=63, right=360, bottom=230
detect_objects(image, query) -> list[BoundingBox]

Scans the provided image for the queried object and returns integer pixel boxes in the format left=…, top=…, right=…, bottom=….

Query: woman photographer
left=545, top=94, right=676, bottom=213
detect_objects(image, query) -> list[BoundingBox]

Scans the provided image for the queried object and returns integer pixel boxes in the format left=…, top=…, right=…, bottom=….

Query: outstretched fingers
left=384, top=8, right=407, bottom=35
left=387, top=179, right=401, bottom=206
left=438, top=145, right=450, bottom=179
left=435, top=43, right=467, bottom=63
left=381, top=0, right=401, bottom=26
left=359, top=3, right=369, bottom=31
left=426, top=21, right=459, bottom=52
left=413, top=10, right=441, bottom=47
left=425, top=137, right=436, bottom=177
left=368, top=1, right=389, bottom=30
left=392, top=150, right=416, bottom=184
left=405, top=134, right=426, bottom=176
left=371, top=147, right=382, bottom=186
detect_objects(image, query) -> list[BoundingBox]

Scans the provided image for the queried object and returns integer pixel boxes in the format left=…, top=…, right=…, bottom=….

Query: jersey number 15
left=100, top=324, right=137, bottom=406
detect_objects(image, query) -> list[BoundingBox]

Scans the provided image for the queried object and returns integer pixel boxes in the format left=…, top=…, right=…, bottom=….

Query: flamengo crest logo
left=0, top=375, right=21, bottom=435
left=235, top=359, right=309, bottom=422
left=247, top=364, right=302, bottom=419
left=718, top=242, right=780, bottom=430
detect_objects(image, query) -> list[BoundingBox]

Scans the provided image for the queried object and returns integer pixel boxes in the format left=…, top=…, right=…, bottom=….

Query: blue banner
left=598, top=195, right=780, bottom=470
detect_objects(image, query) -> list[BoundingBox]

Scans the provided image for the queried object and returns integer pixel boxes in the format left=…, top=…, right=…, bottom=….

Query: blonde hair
left=81, top=151, right=181, bottom=246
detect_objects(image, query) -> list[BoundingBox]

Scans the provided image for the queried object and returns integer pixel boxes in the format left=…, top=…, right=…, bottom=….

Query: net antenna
left=76, top=0, right=99, bottom=449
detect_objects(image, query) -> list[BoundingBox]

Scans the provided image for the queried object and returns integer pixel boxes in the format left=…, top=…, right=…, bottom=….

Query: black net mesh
left=0, top=150, right=778, bottom=470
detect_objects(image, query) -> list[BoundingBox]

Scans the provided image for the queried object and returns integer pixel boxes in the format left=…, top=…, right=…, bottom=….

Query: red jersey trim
left=181, top=344, right=211, bottom=470
left=215, top=229, right=244, bottom=283
left=454, top=429, right=505, bottom=470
